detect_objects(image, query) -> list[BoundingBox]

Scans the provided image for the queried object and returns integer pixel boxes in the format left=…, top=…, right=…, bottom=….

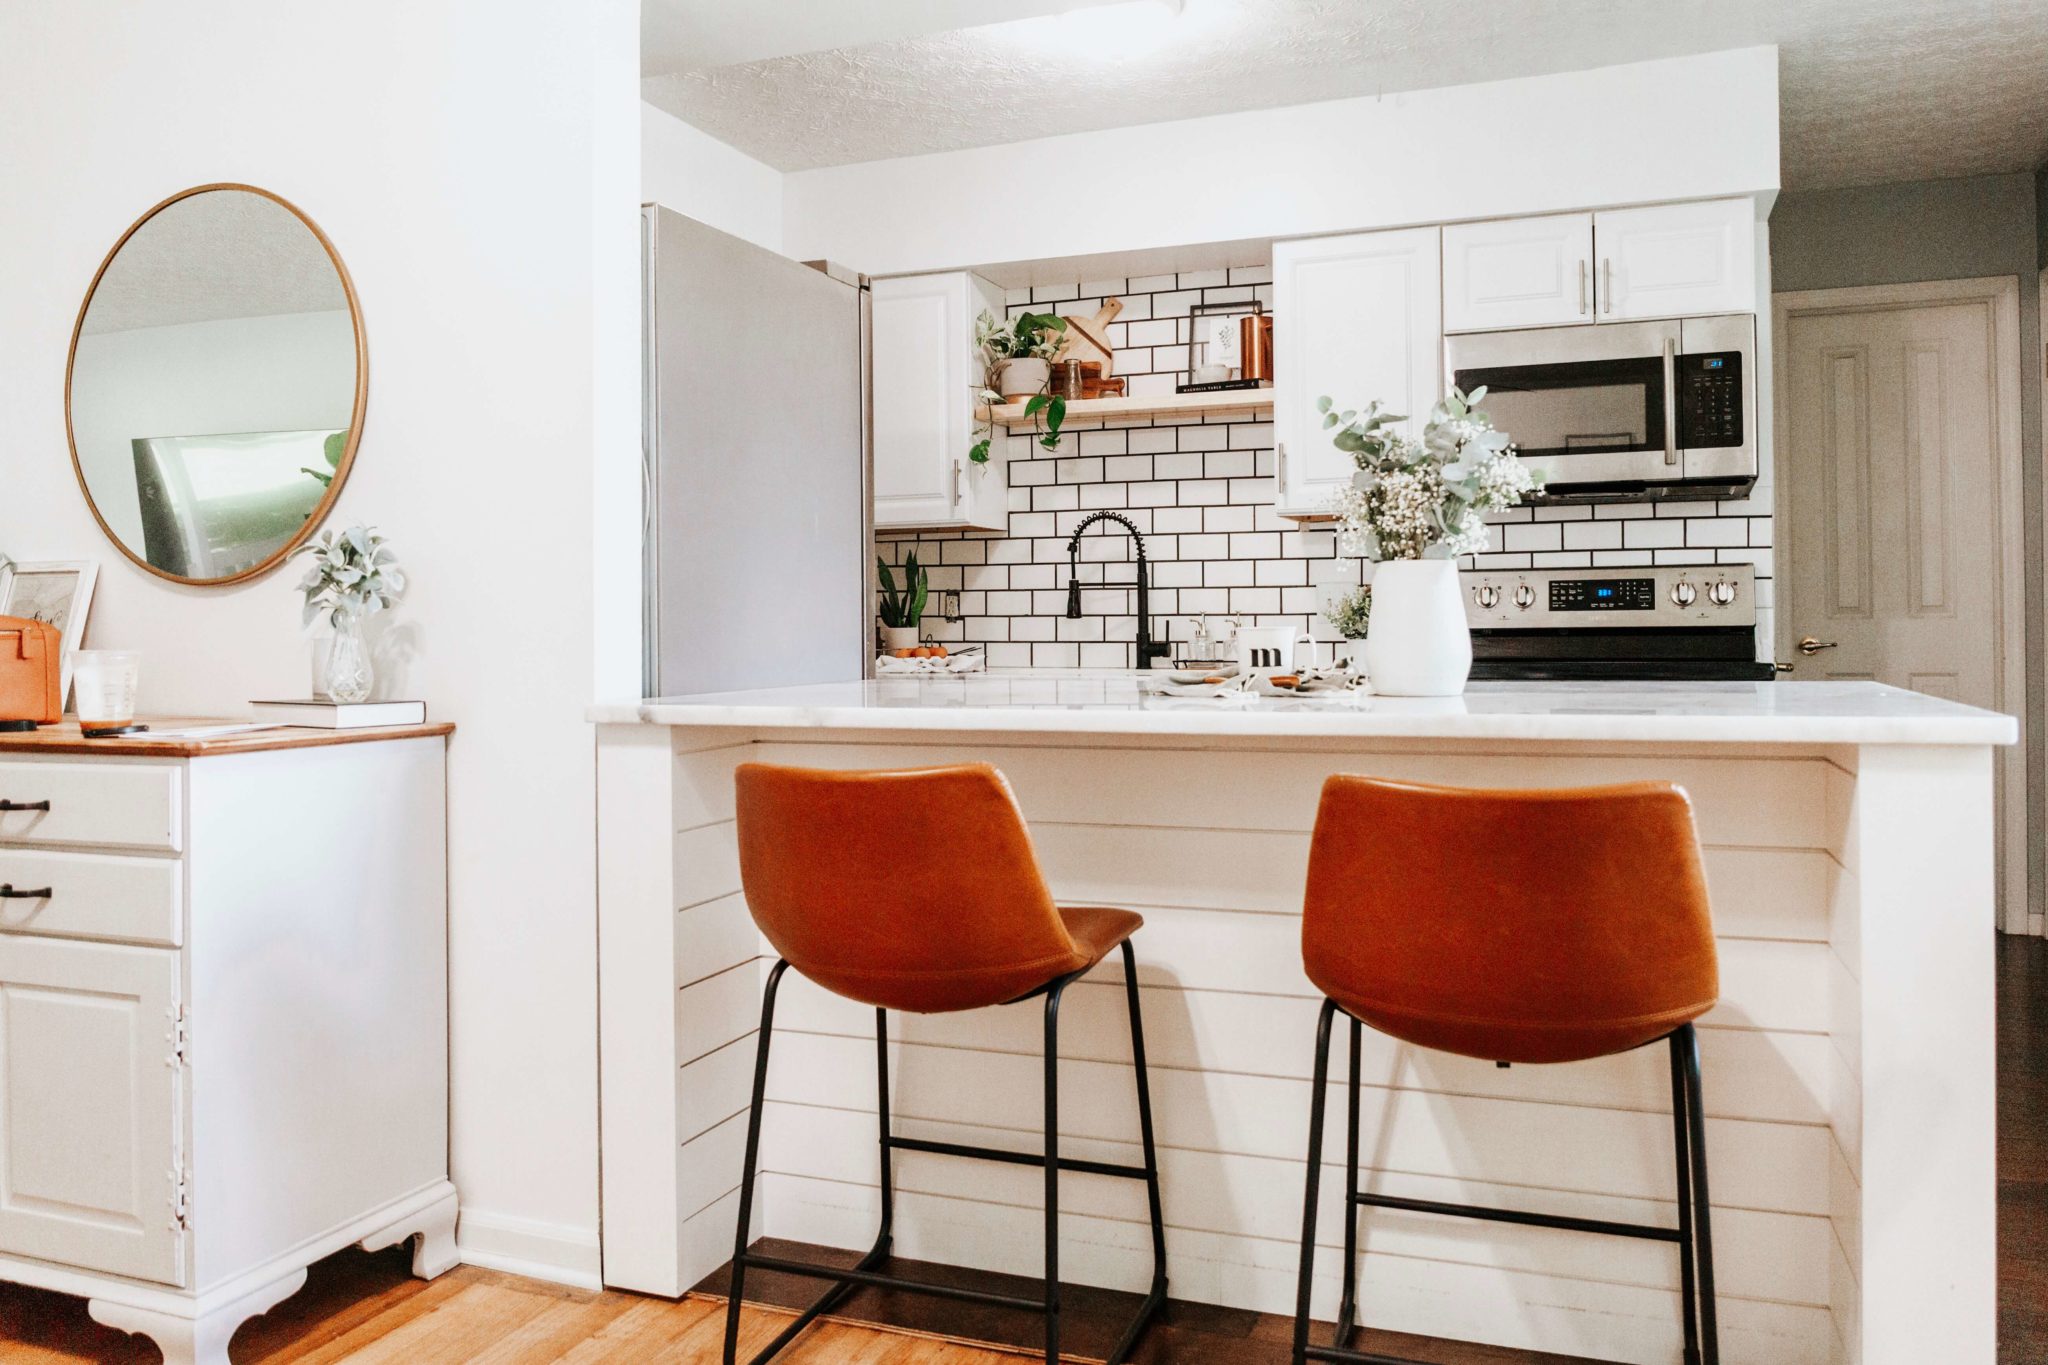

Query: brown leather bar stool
left=1291, top=777, right=1721, bottom=1365
left=724, top=762, right=1168, bottom=1365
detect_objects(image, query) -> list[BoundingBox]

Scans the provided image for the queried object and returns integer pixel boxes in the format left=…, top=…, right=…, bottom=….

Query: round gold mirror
left=66, top=185, right=367, bottom=585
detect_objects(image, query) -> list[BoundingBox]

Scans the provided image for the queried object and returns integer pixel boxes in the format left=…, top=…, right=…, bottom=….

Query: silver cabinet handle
left=1276, top=441, right=1287, bottom=495
left=1602, top=257, right=1613, bottom=314
left=1577, top=258, right=1587, bottom=316
left=951, top=459, right=963, bottom=507
left=1661, top=336, right=1679, bottom=467
left=1798, top=636, right=1839, bottom=656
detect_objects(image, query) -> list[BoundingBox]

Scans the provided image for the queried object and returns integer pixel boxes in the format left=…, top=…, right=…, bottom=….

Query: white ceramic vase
left=999, top=357, right=1050, bottom=402
left=881, top=625, right=921, bottom=652
left=1362, top=558, right=1472, bottom=697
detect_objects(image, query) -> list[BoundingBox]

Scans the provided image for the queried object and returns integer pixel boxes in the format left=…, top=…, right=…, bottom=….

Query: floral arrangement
left=1319, top=387, right=1538, bottom=561
left=291, top=525, right=404, bottom=629
left=970, top=309, right=1068, bottom=464
left=1323, top=583, right=1372, bottom=640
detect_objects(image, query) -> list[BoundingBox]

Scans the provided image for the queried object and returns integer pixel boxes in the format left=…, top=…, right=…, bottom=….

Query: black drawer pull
left=0, top=885, right=52, bottom=900
left=0, top=800, right=50, bottom=813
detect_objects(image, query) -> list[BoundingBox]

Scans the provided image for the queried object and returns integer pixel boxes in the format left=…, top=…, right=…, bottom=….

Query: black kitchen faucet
left=1064, top=510, right=1171, bottom=670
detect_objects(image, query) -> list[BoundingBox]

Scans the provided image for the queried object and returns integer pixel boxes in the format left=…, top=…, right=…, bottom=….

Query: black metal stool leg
left=877, top=1007, right=896, bottom=1255
left=1292, top=998, right=1340, bottom=1365
left=1336, top=1015, right=1362, bottom=1350
left=1107, top=940, right=1169, bottom=1365
left=1043, top=976, right=1071, bottom=1365
left=1679, top=1024, right=1720, bottom=1364
left=723, top=960, right=790, bottom=1365
left=1668, top=1028, right=1701, bottom=1365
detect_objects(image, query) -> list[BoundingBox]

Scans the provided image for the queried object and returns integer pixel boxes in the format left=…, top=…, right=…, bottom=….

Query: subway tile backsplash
left=878, top=272, right=1774, bottom=668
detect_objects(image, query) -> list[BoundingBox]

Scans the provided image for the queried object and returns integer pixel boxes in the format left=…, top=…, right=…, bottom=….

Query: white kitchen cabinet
left=1595, top=197, right=1755, bottom=320
left=0, top=725, right=456, bottom=1365
left=1443, top=212, right=1594, bottom=333
left=872, top=271, right=1010, bottom=532
left=1272, top=226, right=1443, bottom=518
left=1443, top=198, right=1756, bottom=331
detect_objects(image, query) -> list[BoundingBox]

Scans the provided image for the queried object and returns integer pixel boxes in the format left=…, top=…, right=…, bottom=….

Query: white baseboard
left=455, top=1209, right=603, bottom=1291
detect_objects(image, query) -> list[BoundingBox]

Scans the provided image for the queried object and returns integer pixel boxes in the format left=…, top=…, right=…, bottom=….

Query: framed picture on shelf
left=1179, top=301, right=1269, bottom=393
left=0, top=559, right=98, bottom=705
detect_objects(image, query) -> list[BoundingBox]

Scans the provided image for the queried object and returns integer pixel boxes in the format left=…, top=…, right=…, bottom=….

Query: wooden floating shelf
left=979, top=389, right=1273, bottom=428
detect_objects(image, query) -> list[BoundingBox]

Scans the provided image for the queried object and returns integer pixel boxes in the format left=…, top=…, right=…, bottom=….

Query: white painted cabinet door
left=1442, top=212, right=1593, bottom=332
left=1595, top=198, right=1755, bottom=321
left=0, top=937, right=182, bottom=1285
left=1273, top=227, right=1443, bottom=518
left=871, top=272, right=1008, bottom=531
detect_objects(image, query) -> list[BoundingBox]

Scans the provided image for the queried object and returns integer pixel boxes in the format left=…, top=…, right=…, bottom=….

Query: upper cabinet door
left=1273, top=226, right=1443, bottom=518
left=1442, top=212, right=1594, bottom=333
left=871, top=272, right=1008, bottom=532
left=1594, top=198, right=1755, bottom=321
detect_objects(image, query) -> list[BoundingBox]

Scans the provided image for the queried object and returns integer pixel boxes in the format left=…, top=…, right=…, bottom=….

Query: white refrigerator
left=641, top=206, right=869, bottom=696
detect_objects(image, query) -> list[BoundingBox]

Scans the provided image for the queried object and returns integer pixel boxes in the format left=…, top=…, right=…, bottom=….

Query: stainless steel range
left=1462, top=563, right=1776, bottom=682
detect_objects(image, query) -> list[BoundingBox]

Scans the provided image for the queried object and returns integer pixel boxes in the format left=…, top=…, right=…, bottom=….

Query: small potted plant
left=876, top=550, right=928, bottom=653
left=971, top=310, right=1068, bottom=465
left=292, top=525, right=405, bottom=703
left=1321, top=388, right=1534, bottom=696
left=1323, top=583, right=1372, bottom=671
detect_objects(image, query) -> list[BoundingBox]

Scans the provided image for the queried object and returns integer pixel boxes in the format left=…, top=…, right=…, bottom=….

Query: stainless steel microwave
left=1445, top=314, right=1757, bottom=503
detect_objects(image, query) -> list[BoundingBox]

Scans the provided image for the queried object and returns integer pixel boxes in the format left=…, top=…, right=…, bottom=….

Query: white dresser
left=0, top=721, right=456, bottom=1365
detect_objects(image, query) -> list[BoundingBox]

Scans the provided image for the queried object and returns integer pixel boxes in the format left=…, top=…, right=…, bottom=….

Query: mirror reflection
left=68, top=186, right=364, bottom=584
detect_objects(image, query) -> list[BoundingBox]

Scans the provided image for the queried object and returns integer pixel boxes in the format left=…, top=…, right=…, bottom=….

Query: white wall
left=641, top=101, right=785, bottom=254
left=785, top=46, right=1780, bottom=276
left=0, top=0, right=641, bottom=1285
left=71, top=310, right=357, bottom=547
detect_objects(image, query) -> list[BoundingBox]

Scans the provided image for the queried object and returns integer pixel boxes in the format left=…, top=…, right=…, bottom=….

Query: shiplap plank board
left=672, top=740, right=748, bottom=833
left=760, top=1172, right=1833, bottom=1364
left=677, top=891, right=762, bottom=986
left=679, top=1108, right=748, bottom=1223
left=678, top=1030, right=757, bottom=1145
left=772, top=973, right=1833, bottom=1125
left=754, top=740, right=1831, bottom=850
left=763, top=1033, right=1829, bottom=1215
left=757, top=1103, right=1831, bottom=1306
left=678, top=958, right=764, bottom=1067
left=674, top=820, right=741, bottom=912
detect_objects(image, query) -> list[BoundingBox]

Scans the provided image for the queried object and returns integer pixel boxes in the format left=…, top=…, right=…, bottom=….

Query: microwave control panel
left=1677, top=351, right=1744, bottom=448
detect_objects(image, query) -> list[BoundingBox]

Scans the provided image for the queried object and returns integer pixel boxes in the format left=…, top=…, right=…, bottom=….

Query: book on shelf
left=247, top=699, right=428, bottom=729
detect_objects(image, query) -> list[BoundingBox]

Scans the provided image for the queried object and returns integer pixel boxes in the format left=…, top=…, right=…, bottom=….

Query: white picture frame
left=0, top=559, right=99, bottom=707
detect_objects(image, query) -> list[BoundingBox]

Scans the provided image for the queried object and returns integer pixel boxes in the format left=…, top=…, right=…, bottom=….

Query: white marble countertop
left=590, top=672, right=2017, bottom=746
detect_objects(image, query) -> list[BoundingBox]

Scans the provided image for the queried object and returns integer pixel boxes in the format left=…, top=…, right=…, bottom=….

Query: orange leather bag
left=0, top=616, right=62, bottom=728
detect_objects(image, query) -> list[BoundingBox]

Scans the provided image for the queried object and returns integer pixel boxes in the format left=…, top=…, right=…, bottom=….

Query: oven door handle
left=1661, top=335, right=1680, bottom=468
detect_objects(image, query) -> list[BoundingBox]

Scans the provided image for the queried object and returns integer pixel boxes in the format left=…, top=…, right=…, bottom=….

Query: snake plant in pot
left=877, top=551, right=928, bottom=652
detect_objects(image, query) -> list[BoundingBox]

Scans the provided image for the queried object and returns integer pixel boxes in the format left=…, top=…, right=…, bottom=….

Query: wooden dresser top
left=0, top=719, right=454, bottom=758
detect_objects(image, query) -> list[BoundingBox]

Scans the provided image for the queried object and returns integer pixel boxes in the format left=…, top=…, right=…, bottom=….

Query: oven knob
left=1474, top=584, right=1501, bottom=609
left=1670, top=580, right=1698, bottom=607
left=1512, top=583, right=1537, bottom=610
left=1708, top=579, right=1737, bottom=607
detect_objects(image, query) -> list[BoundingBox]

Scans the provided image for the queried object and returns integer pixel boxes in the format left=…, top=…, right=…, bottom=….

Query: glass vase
left=324, top=611, right=373, bottom=703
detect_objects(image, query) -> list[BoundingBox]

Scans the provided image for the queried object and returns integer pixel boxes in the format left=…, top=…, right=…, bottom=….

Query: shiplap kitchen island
left=591, top=675, right=2014, bottom=1365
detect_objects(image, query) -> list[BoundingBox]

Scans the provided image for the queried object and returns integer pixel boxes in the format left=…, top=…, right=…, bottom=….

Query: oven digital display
left=1550, top=577, right=1656, bottom=611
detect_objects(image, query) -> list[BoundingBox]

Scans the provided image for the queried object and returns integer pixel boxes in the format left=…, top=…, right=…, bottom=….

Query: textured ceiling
left=82, top=190, right=347, bottom=334
left=642, top=0, right=2048, bottom=190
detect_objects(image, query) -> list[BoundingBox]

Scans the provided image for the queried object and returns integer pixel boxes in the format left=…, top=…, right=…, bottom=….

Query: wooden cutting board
left=1062, top=297, right=1122, bottom=377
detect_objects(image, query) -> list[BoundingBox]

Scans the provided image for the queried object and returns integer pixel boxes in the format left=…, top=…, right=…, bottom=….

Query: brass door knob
left=1797, top=636, right=1838, bottom=656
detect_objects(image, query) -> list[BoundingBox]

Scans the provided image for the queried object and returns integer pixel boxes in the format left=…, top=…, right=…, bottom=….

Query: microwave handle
left=1661, top=336, right=1680, bottom=467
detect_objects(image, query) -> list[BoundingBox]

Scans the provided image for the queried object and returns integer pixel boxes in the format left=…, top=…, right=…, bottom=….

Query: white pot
left=1362, top=558, right=1472, bottom=696
left=880, top=625, right=921, bottom=652
left=999, top=357, right=1050, bottom=402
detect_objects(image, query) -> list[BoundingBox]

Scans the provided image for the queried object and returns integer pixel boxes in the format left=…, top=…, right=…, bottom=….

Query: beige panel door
left=1780, top=283, right=2022, bottom=924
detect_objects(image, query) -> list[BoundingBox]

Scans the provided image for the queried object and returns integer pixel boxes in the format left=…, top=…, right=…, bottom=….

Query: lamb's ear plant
left=877, top=550, right=928, bottom=629
left=291, top=525, right=404, bottom=628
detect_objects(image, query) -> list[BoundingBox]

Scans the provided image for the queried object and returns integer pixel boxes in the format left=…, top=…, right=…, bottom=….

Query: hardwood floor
left=0, top=933, right=2038, bottom=1363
